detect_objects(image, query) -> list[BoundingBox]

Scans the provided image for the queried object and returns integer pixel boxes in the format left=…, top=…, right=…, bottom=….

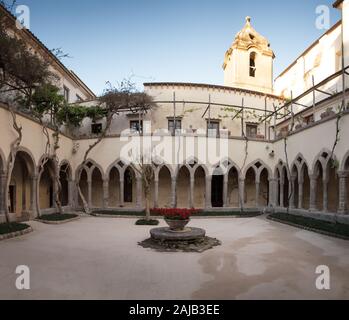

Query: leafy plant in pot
left=152, top=208, right=198, bottom=231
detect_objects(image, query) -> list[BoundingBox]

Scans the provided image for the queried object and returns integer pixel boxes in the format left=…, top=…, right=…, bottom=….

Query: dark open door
left=124, top=169, right=133, bottom=203
left=211, top=175, right=223, bottom=207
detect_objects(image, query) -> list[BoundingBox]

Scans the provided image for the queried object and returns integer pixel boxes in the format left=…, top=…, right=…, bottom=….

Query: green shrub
left=269, top=212, right=349, bottom=238
left=38, top=213, right=78, bottom=222
left=0, top=222, right=30, bottom=235
left=135, top=219, right=159, bottom=226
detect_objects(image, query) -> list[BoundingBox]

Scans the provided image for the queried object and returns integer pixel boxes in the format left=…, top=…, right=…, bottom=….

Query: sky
left=9, top=0, right=341, bottom=95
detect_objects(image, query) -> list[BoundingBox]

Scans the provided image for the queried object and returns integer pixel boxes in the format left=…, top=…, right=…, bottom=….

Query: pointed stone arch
left=16, top=147, right=37, bottom=176
left=106, top=158, right=127, bottom=179
left=91, top=166, right=104, bottom=208
left=157, top=165, right=173, bottom=208
left=291, top=153, right=309, bottom=177
left=76, top=159, right=105, bottom=182
left=182, top=156, right=210, bottom=178
left=37, top=156, right=57, bottom=212
left=7, top=148, right=37, bottom=218
left=176, top=166, right=191, bottom=208
left=75, top=159, right=105, bottom=209
left=340, top=150, right=349, bottom=171
left=212, top=158, right=241, bottom=177
left=242, top=159, right=272, bottom=182
left=123, top=165, right=138, bottom=207
left=311, top=148, right=333, bottom=178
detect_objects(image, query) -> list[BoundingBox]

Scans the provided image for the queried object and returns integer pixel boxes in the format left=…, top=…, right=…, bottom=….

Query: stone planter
left=165, top=218, right=190, bottom=231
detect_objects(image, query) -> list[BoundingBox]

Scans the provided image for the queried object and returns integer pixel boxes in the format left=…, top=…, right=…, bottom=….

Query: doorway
left=9, top=185, right=16, bottom=213
left=211, top=175, right=223, bottom=207
left=124, top=169, right=133, bottom=203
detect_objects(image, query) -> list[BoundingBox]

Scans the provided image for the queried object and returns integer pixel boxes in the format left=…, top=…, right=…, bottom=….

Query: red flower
left=151, top=208, right=198, bottom=220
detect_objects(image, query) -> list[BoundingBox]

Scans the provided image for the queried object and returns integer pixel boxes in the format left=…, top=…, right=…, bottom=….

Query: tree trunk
left=77, top=182, right=91, bottom=214
left=144, top=188, right=151, bottom=221
left=52, top=129, right=63, bottom=214
left=53, top=157, right=63, bottom=215
left=4, top=108, right=23, bottom=223
left=77, top=114, right=113, bottom=214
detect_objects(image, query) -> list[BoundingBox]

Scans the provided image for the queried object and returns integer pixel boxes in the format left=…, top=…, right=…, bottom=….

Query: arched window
left=249, top=52, right=256, bottom=77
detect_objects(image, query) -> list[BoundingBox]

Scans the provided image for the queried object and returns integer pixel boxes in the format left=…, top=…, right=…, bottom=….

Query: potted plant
left=320, top=108, right=335, bottom=119
left=152, top=208, right=198, bottom=231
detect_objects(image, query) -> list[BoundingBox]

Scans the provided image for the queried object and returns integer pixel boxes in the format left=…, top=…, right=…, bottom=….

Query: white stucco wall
left=224, top=49, right=273, bottom=94
left=0, top=106, right=74, bottom=169
left=274, top=22, right=342, bottom=111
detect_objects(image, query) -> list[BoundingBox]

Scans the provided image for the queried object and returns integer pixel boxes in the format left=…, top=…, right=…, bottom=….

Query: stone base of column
left=338, top=209, right=349, bottom=215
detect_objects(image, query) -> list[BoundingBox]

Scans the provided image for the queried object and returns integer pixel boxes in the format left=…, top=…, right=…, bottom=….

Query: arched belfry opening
left=249, top=52, right=256, bottom=77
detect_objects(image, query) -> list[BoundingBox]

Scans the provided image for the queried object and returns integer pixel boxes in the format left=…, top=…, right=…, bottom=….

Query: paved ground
left=0, top=216, right=348, bottom=300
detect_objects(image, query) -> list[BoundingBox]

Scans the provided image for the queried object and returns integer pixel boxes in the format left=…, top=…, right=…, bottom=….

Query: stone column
left=119, top=178, right=124, bottom=207
left=298, top=178, right=304, bottom=210
left=275, top=178, right=279, bottom=207
left=279, top=181, right=284, bottom=208
left=30, top=175, right=38, bottom=214
left=87, top=179, right=92, bottom=208
left=255, top=181, right=260, bottom=208
left=338, top=171, right=348, bottom=214
left=67, top=179, right=74, bottom=208
left=136, top=177, right=142, bottom=208
left=223, top=174, right=228, bottom=207
left=103, top=179, right=109, bottom=208
left=205, top=175, right=212, bottom=209
left=309, top=175, right=317, bottom=211
left=289, top=176, right=296, bottom=209
left=154, top=179, right=159, bottom=208
left=171, top=177, right=176, bottom=208
left=238, top=178, right=245, bottom=209
left=0, top=173, right=6, bottom=214
left=189, top=177, right=195, bottom=208
left=74, top=183, right=79, bottom=210
left=268, top=178, right=277, bottom=207
left=322, top=179, right=328, bottom=213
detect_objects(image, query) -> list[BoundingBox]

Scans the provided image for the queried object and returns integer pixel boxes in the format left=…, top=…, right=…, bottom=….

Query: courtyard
left=0, top=216, right=348, bottom=300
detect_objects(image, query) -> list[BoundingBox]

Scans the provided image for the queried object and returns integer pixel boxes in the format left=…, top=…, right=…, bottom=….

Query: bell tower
left=223, top=17, right=275, bottom=94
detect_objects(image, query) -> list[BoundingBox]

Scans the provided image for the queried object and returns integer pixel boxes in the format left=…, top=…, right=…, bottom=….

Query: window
left=249, top=52, right=256, bottom=77
left=63, top=86, right=70, bottom=102
left=76, top=94, right=83, bottom=102
left=130, top=120, right=143, bottom=133
left=91, top=123, right=102, bottom=134
left=246, top=124, right=258, bottom=138
left=207, top=121, right=220, bottom=137
left=168, top=119, right=182, bottom=135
